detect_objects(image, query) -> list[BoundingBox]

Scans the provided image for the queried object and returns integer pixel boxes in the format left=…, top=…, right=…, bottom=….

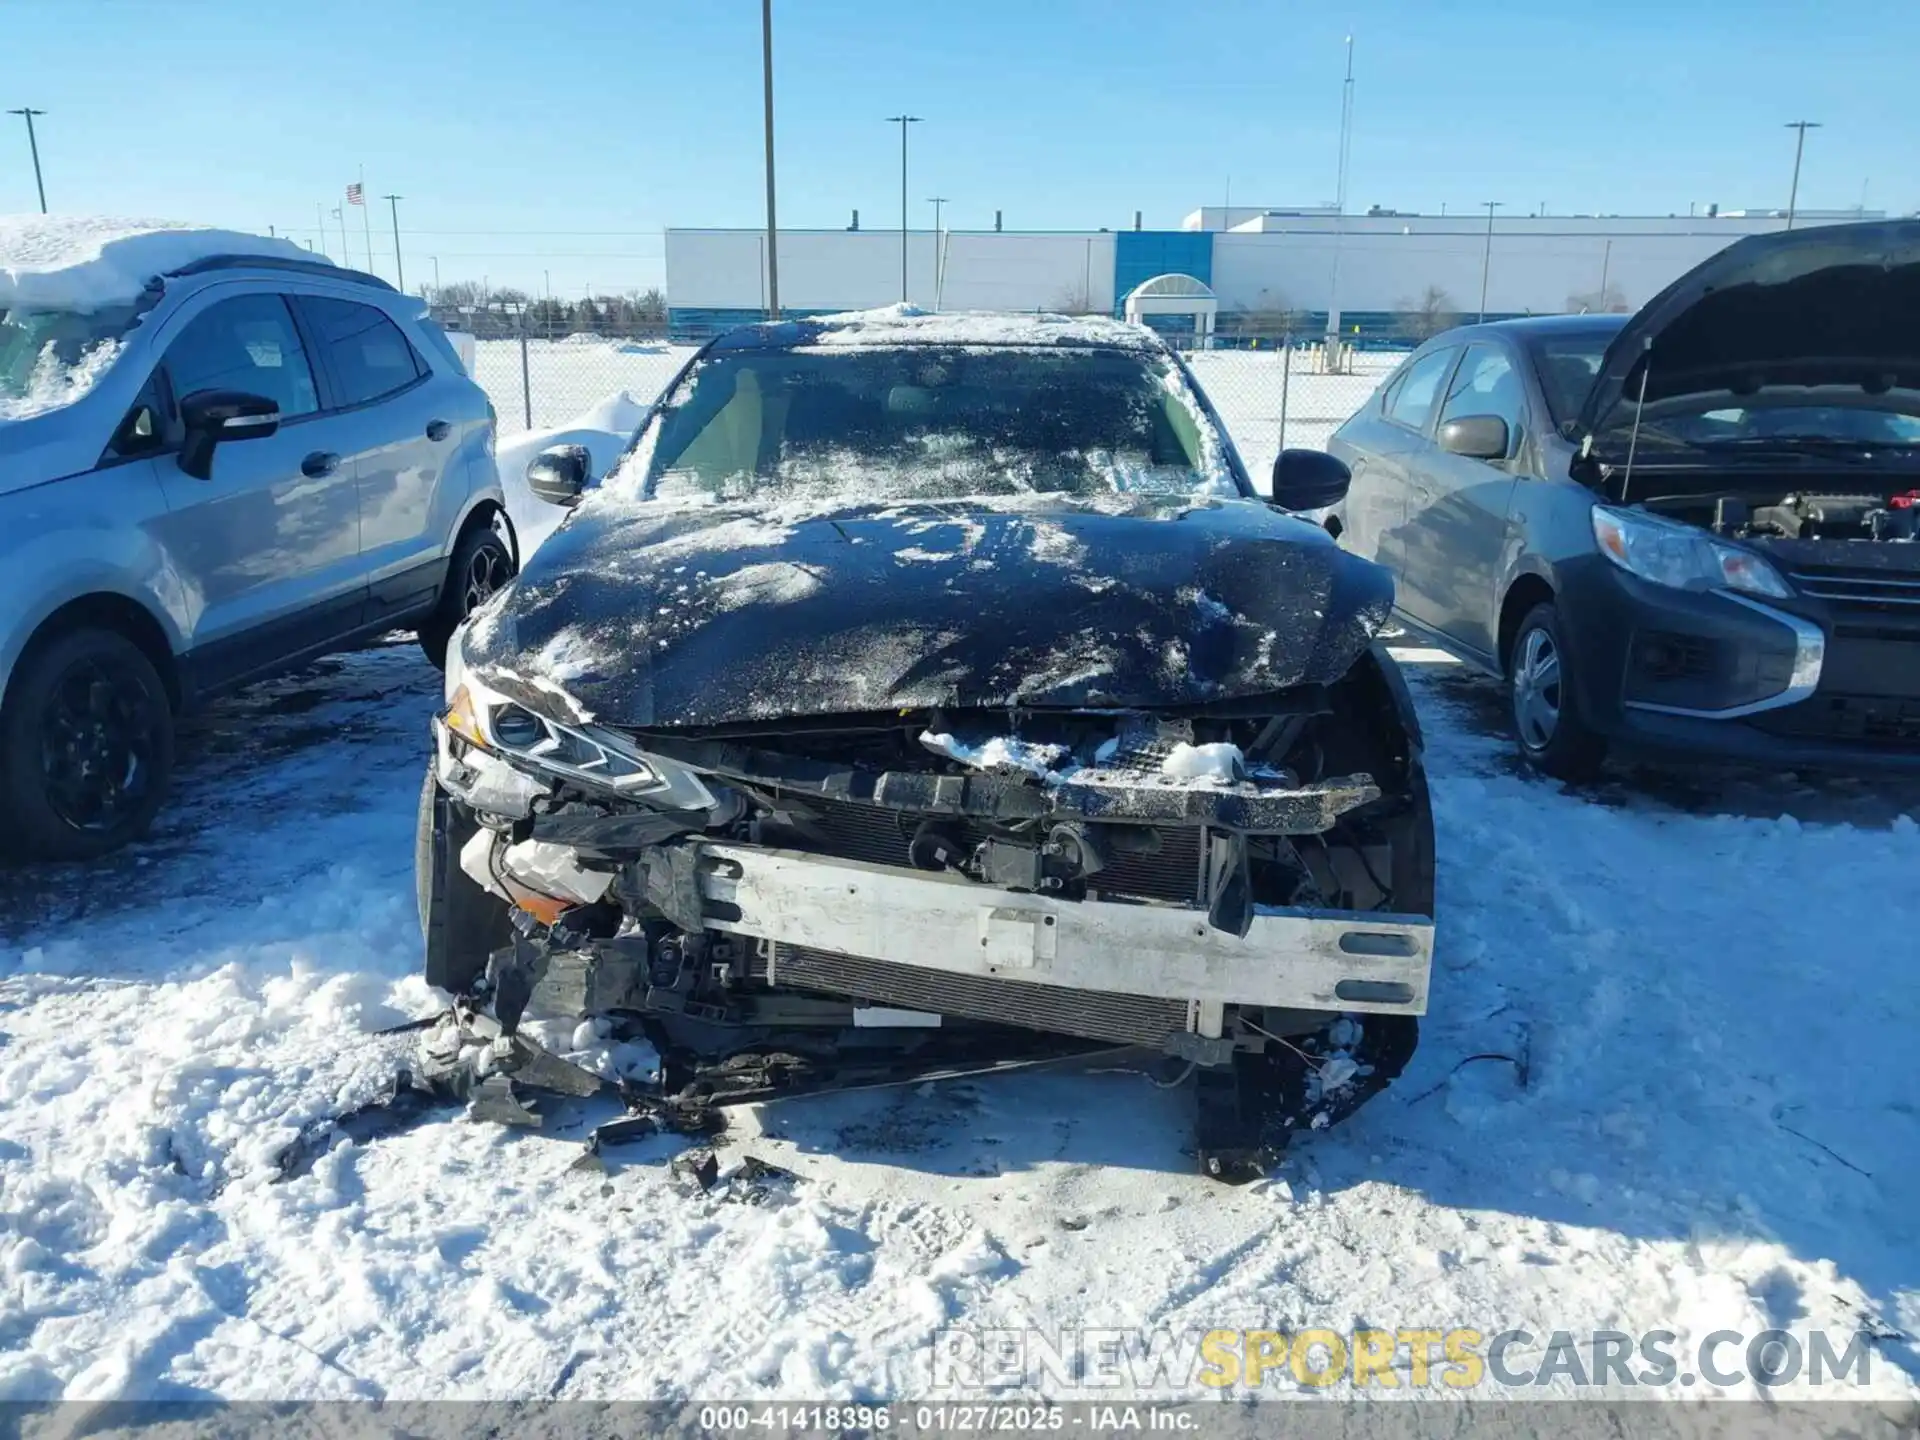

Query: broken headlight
left=442, top=630, right=712, bottom=805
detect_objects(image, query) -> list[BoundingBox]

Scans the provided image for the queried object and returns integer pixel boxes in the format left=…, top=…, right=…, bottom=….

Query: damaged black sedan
left=414, top=309, right=1435, bottom=1179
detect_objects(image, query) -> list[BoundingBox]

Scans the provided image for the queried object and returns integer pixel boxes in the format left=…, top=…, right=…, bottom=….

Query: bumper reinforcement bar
left=695, top=842, right=1433, bottom=1021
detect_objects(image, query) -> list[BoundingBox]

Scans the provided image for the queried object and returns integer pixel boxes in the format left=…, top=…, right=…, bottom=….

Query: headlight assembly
left=1591, top=504, right=1792, bottom=599
left=439, top=632, right=716, bottom=807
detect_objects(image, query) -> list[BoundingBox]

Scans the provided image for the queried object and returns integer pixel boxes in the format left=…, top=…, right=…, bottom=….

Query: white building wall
left=670, top=215, right=1874, bottom=325
left=1210, top=217, right=1793, bottom=317
left=937, top=233, right=1115, bottom=311
left=667, top=229, right=1114, bottom=315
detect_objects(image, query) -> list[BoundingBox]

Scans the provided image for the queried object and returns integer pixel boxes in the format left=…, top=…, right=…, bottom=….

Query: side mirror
left=1269, top=448, right=1352, bottom=511
left=1437, top=413, right=1511, bottom=461
left=527, top=443, right=592, bottom=508
left=177, top=390, right=280, bottom=480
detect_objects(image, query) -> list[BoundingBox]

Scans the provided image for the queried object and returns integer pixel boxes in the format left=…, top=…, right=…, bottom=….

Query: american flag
left=345, top=183, right=364, bottom=205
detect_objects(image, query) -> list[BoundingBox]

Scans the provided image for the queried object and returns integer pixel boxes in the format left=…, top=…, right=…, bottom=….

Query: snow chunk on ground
left=1159, top=741, right=1245, bottom=785
left=0, top=216, right=316, bottom=312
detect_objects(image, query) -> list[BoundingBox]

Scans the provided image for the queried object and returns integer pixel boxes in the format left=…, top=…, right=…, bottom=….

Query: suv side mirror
left=527, top=444, right=593, bottom=507
left=1437, top=414, right=1511, bottom=461
left=177, top=389, right=280, bottom=480
left=1269, top=448, right=1352, bottom=511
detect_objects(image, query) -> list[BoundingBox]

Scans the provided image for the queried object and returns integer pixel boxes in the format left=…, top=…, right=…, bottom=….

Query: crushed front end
left=417, top=636, right=1435, bottom=1182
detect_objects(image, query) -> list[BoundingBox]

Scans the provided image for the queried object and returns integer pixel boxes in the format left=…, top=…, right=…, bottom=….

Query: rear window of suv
left=302, top=296, right=423, bottom=407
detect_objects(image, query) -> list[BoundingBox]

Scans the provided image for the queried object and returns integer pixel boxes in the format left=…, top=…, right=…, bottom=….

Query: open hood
left=1574, top=219, right=1920, bottom=452
left=463, top=494, right=1395, bottom=730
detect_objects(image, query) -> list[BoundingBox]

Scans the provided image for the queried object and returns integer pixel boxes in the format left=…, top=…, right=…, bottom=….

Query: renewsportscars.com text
left=932, top=1326, right=1876, bottom=1392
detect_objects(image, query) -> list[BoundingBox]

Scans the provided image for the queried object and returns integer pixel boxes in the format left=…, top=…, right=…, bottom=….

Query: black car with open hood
left=1330, top=219, right=1920, bottom=785
left=416, top=308, right=1437, bottom=1183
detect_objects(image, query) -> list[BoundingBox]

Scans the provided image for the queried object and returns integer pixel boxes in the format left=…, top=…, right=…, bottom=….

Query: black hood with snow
left=1578, top=218, right=1920, bottom=451
left=464, top=493, right=1394, bottom=730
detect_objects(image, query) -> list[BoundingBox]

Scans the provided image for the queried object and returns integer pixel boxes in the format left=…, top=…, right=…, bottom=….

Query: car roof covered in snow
left=0, top=216, right=343, bottom=313
left=710, top=304, right=1164, bottom=353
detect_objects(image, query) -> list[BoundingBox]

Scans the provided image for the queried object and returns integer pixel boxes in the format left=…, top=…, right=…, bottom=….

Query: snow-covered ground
left=471, top=339, right=1394, bottom=483
left=3, top=627, right=1916, bottom=1405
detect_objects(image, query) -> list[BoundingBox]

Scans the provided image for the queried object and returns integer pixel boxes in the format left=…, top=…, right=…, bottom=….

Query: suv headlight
left=1591, top=504, right=1792, bottom=599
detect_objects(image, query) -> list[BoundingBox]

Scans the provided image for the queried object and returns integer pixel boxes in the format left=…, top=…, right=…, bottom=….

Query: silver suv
left=0, top=254, right=515, bottom=860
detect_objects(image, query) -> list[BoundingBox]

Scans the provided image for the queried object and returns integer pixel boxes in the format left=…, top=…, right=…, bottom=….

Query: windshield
left=0, top=303, right=138, bottom=420
left=621, top=345, right=1242, bottom=505
left=1523, top=330, right=1612, bottom=426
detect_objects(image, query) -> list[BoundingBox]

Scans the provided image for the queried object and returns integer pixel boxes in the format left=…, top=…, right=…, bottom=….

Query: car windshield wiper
left=1687, top=434, right=1920, bottom=460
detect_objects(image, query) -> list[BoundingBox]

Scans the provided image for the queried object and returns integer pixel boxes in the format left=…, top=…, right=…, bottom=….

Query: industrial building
left=664, top=203, right=1886, bottom=345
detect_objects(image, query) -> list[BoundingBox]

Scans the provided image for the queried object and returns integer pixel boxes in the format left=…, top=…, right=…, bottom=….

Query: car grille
left=784, top=794, right=1206, bottom=905
left=771, top=943, right=1192, bottom=1048
left=1789, top=566, right=1920, bottom=613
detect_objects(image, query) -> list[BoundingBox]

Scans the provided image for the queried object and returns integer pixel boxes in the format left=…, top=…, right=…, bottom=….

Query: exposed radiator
left=772, top=943, right=1191, bottom=1049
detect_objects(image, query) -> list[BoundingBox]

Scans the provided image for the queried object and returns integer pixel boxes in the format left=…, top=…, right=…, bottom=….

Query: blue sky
left=5, top=0, right=1913, bottom=295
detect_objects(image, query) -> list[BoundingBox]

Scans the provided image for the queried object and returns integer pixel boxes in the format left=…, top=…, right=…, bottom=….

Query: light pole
left=382, top=194, right=405, bottom=292
left=1477, top=201, right=1502, bottom=322
left=1784, top=120, right=1822, bottom=229
left=430, top=255, right=441, bottom=293
left=8, top=108, right=46, bottom=212
left=927, top=196, right=950, bottom=308
left=761, top=0, right=781, bottom=319
left=886, top=115, right=922, bottom=304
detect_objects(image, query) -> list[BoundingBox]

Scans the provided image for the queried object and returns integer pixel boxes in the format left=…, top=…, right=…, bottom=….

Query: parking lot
left=3, top=634, right=1915, bottom=1400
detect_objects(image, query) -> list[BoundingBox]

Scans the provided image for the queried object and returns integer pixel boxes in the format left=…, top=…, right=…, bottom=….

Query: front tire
left=1509, top=601, right=1606, bottom=783
left=419, top=520, right=515, bottom=670
left=0, top=627, right=175, bottom=861
left=416, top=768, right=514, bottom=995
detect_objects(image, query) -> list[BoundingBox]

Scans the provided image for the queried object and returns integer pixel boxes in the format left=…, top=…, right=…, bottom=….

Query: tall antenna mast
left=1336, top=35, right=1355, bottom=216
left=1326, top=37, right=1355, bottom=365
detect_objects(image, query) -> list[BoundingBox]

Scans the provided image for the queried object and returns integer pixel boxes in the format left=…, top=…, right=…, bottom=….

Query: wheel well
left=458, top=499, right=519, bottom=569
left=21, top=594, right=181, bottom=710
left=1496, top=574, right=1556, bottom=675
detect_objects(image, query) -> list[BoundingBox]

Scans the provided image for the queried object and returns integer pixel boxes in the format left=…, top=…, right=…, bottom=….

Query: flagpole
left=334, top=206, right=348, bottom=267
left=315, top=202, right=329, bottom=261
left=358, top=167, right=374, bottom=277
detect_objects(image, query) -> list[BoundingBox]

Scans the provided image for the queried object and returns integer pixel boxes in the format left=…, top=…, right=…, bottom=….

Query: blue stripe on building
left=1111, top=231, right=1214, bottom=313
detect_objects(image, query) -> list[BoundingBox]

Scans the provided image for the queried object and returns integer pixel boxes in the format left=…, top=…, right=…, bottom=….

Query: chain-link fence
left=1183, top=341, right=1402, bottom=481
left=460, top=320, right=1411, bottom=470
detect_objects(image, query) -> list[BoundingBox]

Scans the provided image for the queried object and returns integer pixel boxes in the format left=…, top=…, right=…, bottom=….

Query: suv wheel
left=1509, top=601, right=1606, bottom=783
left=0, top=627, right=175, bottom=861
left=419, top=521, right=515, bottom=669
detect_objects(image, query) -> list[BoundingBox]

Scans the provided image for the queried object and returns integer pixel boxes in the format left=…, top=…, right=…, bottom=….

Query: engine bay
left=1640, top=483, right=1920, bottom=542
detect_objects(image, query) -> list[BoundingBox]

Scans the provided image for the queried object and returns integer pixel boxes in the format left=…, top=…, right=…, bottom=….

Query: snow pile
left=521, top=1017, right=662, bottom=1084
left=920, top=730, right=1072, bottom=780
left=801, top=303, right=1154, bottom=351
left=1158, top=740, right=1246, bottom=785
left=0, top=216, right=316, bottom=312
left=495, top=389, right=648, bottom=555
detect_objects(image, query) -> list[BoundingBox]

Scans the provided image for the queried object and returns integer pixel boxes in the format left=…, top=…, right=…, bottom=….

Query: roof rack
left=164, top=254, right=398, bottom=292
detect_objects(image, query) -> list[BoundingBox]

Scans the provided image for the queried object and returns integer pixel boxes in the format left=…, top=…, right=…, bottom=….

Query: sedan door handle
left=301, top=451, right=340, bottom=478
left=425, top=419, right=452, bottom=441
